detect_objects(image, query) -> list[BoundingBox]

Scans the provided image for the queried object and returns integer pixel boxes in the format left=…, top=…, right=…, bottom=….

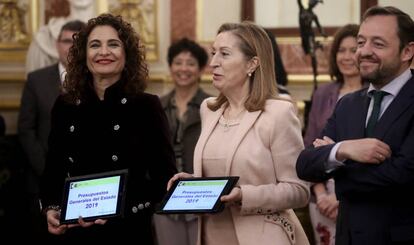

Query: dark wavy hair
left=329, top=24, right=359, bottom=83
left=64, top=13, right=148, bottom=104
left=167, top=38, right=208, bottom=69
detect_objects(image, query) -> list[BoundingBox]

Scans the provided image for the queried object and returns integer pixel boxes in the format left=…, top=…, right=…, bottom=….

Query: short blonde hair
left=208, top=21, right=278, bottom=112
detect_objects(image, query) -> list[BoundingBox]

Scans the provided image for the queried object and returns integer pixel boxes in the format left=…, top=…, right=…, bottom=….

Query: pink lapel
left=193, top=105, right=224, bottom=177
left=193, top=103, right=263, bottom=177
left=224, top=110, right=261, bottom=175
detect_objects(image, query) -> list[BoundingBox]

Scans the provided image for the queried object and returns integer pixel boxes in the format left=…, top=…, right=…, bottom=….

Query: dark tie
left=365, top=90, right=388, bottom=137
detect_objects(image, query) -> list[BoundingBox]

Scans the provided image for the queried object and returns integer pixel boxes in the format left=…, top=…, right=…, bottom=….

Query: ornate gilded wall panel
left=109, top=0, right=158, bottom=61
left=0, top=0, right=37, bottom=62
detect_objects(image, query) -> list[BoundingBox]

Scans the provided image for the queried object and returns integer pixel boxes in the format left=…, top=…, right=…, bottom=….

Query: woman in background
left=154, top=37, right=210, bottom=245
left=168, top=22, right=310, bottom=245
left=303, top=24, right=364, bottom=245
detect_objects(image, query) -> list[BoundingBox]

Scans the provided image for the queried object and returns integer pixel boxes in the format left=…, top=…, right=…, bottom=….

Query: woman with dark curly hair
left=40, top=13, right=177, bottom=243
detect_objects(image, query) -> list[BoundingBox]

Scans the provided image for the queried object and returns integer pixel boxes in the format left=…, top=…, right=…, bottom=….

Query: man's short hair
left=362, top=6, right=414, bottom=51
left=58, top=20, right=86, bottom=40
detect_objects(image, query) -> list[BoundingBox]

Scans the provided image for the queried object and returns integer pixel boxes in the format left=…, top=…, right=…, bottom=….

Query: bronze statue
left=297, top=0, right=326, bottom=90
left=298, top=0, right=326, bottom=54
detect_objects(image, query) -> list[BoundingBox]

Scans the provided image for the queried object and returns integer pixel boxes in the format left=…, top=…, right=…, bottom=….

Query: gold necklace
left=221, top=107, right=246, bottom=132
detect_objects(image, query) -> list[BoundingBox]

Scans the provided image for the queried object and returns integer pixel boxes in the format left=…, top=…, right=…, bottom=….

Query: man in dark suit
left=296, top=6, right=414, bottom=245
left=18, top=20, right=85, bottom=241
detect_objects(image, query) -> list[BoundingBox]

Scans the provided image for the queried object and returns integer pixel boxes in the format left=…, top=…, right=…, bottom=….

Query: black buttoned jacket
left=40, top=81, right=177, bottom=242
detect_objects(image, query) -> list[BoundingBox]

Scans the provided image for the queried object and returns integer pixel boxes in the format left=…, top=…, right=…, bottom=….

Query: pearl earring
left=248, top=73, right=252, bottom=77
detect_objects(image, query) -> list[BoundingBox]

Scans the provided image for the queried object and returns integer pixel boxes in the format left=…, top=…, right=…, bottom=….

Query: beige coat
left=194, top=98, right=310, bottom=245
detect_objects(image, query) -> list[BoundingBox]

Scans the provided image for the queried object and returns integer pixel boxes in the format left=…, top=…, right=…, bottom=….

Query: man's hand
left=337, top=138, right=391, bottom=163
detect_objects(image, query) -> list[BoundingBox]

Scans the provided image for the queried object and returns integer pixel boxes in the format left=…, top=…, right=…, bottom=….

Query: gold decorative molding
left=277, top=36, right=333, bottom=45
left=96, top=0, right=109, bottom=14
left=0, top=0, right=38, bottom=62
left=31, top=0, right=39, bottom=34
left=109, top=0, right=159, bottom=61
left=0, top=49, right=27, bottom=63
left=196, top=0, right=203, bottom=41
left=0, top=72, right=25, bottom=82
left=0, top=0, right=30, bottom=45
left=148, top=73, right=168, bottom=83
left=0, top=98, right=20, bottom=110
left=288, top=74, right=331, bottom=85
left=296, top=100, right=305, bottom=117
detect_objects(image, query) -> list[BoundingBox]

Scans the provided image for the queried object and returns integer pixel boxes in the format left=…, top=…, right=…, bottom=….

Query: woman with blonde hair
left=168, top=21, right=310, bottom=245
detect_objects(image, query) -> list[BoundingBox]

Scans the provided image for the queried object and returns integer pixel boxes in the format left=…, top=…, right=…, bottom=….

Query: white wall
left=255, top=0, right=360, bottom=28
left=197, top=0, right=241, bottom=42
left=378, top=0, right=414, bottom=17
left=148, top=0, right=170, bottom=74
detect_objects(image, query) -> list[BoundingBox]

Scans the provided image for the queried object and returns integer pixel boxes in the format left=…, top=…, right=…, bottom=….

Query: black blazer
left=40, top=81, right=177, bottom=243
left=18, top=64, right=61, bottom=194
left=296, top=70, right=414, bottom=245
